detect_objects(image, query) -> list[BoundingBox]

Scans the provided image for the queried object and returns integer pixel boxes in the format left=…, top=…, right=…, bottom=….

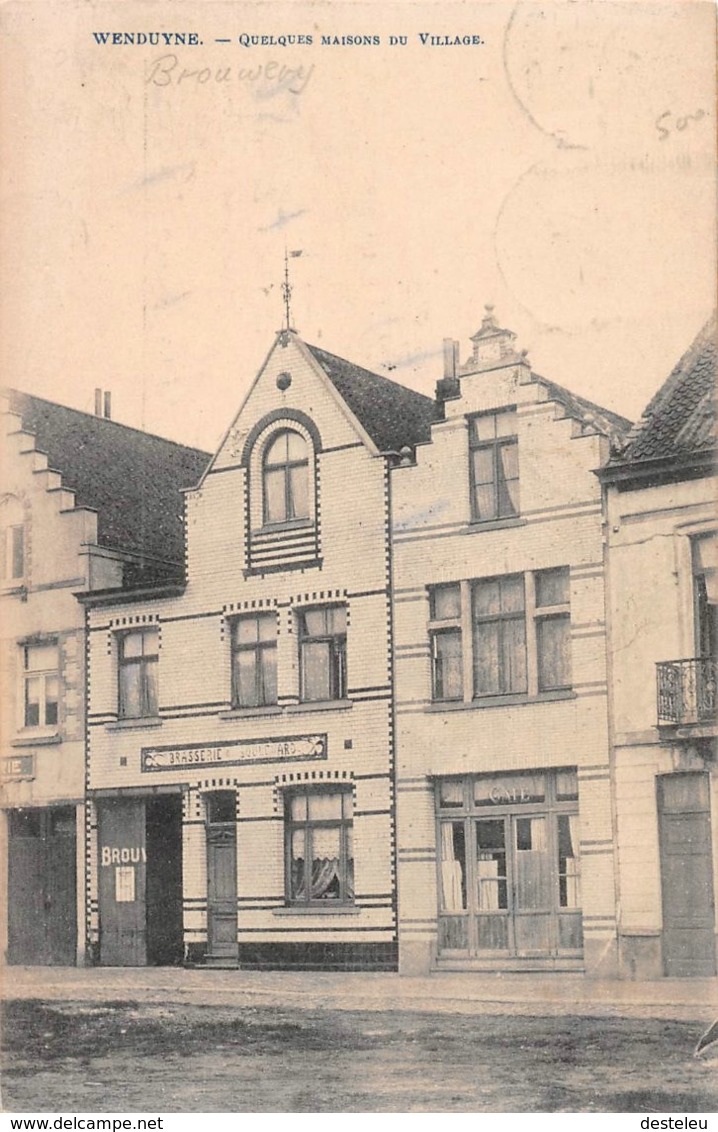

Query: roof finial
left=282, top=248, right=303, bottom=332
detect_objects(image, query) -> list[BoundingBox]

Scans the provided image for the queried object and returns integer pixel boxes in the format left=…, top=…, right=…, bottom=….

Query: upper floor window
left=118, top=628, right=158, bottom=719
left=298, top=606, right=347, bottom=702
left=473, top=575, right=527, bottom=696
left=286, top=787, right=354, bottom=905
left=263, top=429, right=309, bottom=525
left=429, top=569, right=571, bottom=703
left=23, top=642, right=58, bottom=728
left=429, top=584, right=463, bottom=701
left=469, top=409, right=519, bottom=522
left=1, top=496, right=25, bottom=581
left=692, top=534, right=717, bottom=659
left=231, top=613, right=277, bottom=708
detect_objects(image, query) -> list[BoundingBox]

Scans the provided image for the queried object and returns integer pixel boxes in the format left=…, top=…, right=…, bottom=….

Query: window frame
left=297, top=605, right=347, bottom=703
left=262, top=428, right=310, bottom=527
left=284, top=786, right=354, bottom=907
left=468, top=408, right=519, bottom=524
left=428, top=569, right=572, bottom=705
left=117, top=627, right=159, bottom=720
left=22, top=641, right=59, bottom=730
left=429, top=583, right=464, bottom=702
left=230, top=612, right=278, bottom=709
left=472, top=574, right=527, bottom=697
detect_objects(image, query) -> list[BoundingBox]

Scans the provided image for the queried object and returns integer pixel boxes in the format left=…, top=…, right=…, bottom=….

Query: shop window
left=23, top=642, right=59, bottom=728
left=298, top=606, right=347, bottom=702
left=468, top=409, right=519, bottom=522
left=231, top=613, right=277, bottom=708
left=118, top=627, right=158, bottom=719
left=429, top=584, right=463, bottom=701
left=436, top=770, right=582, bottom=959
left=285, top=788, right=354, bottom=905
left=263, top=429, right=309, bottom=526
left=430, top=570, right=572, bottom=703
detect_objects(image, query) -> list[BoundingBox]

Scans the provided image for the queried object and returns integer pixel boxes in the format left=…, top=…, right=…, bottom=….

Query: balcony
left=656, top=657, right=717, bottom=729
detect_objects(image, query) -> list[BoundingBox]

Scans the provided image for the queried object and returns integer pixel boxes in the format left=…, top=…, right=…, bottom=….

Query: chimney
left=104, top=391, right=112, bottom=419
left=436, top=338, right=461, bottom=407
left=94, top=388, right=102, bottom=416
left=443, top=338, right=459, bottom=381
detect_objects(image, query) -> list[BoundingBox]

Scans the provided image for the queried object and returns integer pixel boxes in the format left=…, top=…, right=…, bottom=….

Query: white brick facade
left=391, top=313, right=623, bottom=976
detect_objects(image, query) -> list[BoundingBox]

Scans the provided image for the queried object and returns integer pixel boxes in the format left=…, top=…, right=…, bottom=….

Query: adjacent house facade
left=0, top=389, right=209, bottom=966
left=600, top=317, right=717, bottom=979
left=81, top=331, right=434, bottom=969
left=391, top=308, right=632, bottom=977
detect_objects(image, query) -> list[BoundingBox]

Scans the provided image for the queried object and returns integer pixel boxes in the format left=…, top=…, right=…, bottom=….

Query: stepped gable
left=5, top=389, right=211, bottom=573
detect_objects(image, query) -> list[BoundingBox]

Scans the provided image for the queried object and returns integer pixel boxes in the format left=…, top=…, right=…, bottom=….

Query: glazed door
left=511, top=814, right=553, bottom=955
left=658, top=774, right=716, bottom=977
left=97, top=799, right=146, bottom=966
left=206, top=792, right=238, bottom=961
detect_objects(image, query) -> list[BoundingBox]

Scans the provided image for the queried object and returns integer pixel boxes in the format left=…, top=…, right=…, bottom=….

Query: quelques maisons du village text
left=90, top=31, right=485, bottom=47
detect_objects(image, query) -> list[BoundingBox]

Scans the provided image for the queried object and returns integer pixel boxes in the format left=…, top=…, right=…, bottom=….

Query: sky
left=1, top=0, right=715, bottom=454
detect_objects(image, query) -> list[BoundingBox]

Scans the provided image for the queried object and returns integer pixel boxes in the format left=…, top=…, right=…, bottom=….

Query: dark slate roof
left=535, top=376, right=632, bottom=437
left=305, top=343, right=438, bottom=452
left=5, top=389, right=211, bottom=573
left=603, top=315, right=716, bottom=475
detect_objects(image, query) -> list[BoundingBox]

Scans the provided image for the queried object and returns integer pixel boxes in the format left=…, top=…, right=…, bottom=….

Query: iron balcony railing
left=656, top=657, right=717, bottom=726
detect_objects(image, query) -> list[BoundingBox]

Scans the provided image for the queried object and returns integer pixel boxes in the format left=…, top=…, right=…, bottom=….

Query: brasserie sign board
left=141, top=734, right=327, bottom=772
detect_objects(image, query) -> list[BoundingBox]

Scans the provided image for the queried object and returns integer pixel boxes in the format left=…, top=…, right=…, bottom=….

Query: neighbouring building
left=599, top=316, right=717, bottom=979
left=391, top=307, right=632, bottom=977
left=0, top=388, right=209, bottom=965
left=81, top=330, right=435, bottom=969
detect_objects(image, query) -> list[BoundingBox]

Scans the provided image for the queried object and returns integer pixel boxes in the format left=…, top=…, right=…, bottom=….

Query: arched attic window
left=263, top=429, right=310, bottom=525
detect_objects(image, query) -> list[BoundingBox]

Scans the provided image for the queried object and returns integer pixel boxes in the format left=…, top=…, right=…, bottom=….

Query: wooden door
left=46, top=808, right=77, bottom=964
left=658, top=774, right=716, bottom=977
left=206, top=793, right=237, bottom=961
left=97, top=798, right=147, bottom=966
left=7, top=808, right=76, bottom=965
left=8, top=810, right=49, bottom=964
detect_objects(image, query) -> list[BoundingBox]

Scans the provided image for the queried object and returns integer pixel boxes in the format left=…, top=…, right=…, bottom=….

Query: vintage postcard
left=1, top=0, right=716, bottom=1118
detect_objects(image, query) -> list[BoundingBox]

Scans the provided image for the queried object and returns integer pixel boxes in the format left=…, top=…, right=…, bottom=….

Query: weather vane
left=282, top=248, right=303, bottom=332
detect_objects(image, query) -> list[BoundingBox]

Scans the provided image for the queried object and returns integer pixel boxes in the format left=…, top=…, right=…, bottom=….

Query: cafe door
left=437, top=770, right=583, bottom=961
left=206, top=791, right=238, bottom=963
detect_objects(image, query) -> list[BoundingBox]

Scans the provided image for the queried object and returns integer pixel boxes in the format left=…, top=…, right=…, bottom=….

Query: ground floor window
left=285, top=787, right=354, bottom=905
left=436, top=769, right=582, bottom=958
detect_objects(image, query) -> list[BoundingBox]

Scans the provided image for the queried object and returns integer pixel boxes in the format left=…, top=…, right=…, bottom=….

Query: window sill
left=218, top=705, right=284, bottom=720
left=285, top=699, right=353, bottom=714
left=106, top=716, right=163, bottom=731
left=255, top=519, right=314, bottom=535
left=11, top=731, right=61, bottom=747
left=273, top=904, right=360, bottom=916
left=426, top=689, right=576, bottom=712
left=466, top=517, right=527, bottom=534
